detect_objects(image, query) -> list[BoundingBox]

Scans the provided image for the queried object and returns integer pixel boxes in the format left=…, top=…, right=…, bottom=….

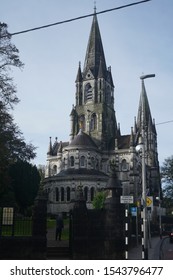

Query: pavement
left=47, top=226, right=69, bottom=247
left=128, top=236, right=163, bottom=260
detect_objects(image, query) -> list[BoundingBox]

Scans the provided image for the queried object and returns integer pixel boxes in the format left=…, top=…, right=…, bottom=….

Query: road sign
left=131, top=207, right=137, bottom=216
left=146, top=196, right=153, bottom=207
left=120, top=195, right=134, bottom=204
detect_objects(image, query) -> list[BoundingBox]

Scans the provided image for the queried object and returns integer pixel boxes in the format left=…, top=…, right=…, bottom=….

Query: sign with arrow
left=146, top=196, right=153, bottom=207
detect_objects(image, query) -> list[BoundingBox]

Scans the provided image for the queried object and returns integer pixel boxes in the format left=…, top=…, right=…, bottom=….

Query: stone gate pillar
left=32, top=188, right=47, bottom=259
left=71, top=185, right=88, bottom=259
left=104, top=171, right=125, bottom=259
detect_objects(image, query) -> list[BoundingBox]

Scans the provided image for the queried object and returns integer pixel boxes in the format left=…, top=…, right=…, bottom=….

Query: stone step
left=47, top=246, right=70, bottom=260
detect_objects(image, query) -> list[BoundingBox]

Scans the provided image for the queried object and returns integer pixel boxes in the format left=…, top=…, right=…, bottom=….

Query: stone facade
left=43, top=12, right=161, bottom=215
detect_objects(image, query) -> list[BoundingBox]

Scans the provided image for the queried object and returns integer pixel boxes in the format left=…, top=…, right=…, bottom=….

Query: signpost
left=120, top=195, right=134, bottom=259
left=120, top=195, right=134, bottom=204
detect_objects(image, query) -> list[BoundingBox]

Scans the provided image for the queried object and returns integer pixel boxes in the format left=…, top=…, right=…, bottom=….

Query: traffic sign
left=146, top=196, right=153, bottom=207
left=131, top=207, right=137, bottom=216
left=120, top=195, right=134, bottom=204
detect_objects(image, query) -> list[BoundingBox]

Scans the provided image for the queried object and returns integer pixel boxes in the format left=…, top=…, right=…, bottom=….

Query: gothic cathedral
left=44, top=13, right=161, bottom=214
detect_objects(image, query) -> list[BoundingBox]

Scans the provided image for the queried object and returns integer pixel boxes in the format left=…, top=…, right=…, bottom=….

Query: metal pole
left=136, top=208, right=139, bottom=247
left=140, top=74, right=155, bottom=259
left=141, top=139, right=148, bottom=259
left=159, top=189, right=162, bottom=239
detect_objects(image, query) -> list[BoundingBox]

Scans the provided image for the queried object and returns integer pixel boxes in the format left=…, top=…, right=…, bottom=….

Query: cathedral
left=44, top=12, right=160, bottom=214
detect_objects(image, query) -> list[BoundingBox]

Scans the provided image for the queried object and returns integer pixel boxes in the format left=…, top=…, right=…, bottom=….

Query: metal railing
left=0, top=207, right=32, bottom=237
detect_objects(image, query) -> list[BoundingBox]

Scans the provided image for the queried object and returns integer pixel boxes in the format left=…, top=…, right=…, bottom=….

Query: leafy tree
left=0, top=22, right=22, bottom=108
left=161, top=156, right=173, bottom=215
left=37, top=164, right=46, bottom=183
left=9, top=161, right=41, bottom=213
left=92, top=191, right=106, bottom=209
left=0, top=22, right=36, bottom=199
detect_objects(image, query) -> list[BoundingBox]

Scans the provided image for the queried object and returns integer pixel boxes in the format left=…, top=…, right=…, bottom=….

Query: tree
left=161, top=156, right=173, bottom=215
left=0, top=23, right=36, bottom=199
left=9, top=161, right=41, bottom=213
left=37, top=164, right=46, bottom=183
left=0, top=23, right=22, bottom=108
left=92, top=191, right=106, bottom=209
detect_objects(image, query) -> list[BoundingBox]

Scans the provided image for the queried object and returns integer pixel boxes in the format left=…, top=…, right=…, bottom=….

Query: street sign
left=120, top=195, right=134, bottom=204
left=146, top=196, right=153, bottom=207
left=131, top=207, right=137, bottom=216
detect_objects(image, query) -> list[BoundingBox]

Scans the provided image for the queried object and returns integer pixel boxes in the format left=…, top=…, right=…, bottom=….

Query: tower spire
left=75, top=61, right=82, bottom=82
left=83, top=12, right=106, bottom=78
left=94, top=1, right=96, bottom=14
left=137, top=79, right=152, bottom=131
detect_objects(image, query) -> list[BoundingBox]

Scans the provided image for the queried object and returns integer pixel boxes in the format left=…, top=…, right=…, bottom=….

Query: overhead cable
left=1, top=0, right=151, bottom=37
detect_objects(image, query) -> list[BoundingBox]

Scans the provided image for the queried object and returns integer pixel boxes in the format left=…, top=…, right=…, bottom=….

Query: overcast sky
left=1, top=0, right=173, bottom=167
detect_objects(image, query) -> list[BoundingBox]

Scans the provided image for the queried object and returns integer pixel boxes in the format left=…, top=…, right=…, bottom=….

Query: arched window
left=121, top=159, right=128, bottom=171
left=61, top=187, right=64, bottom=201
left=96, top=158, right=99, bottom=170
left=79, top=115, right=85, bottom=130
left=80, top=156, right=85, bottom=167
left=105, top=86, right=111, bottom=103
left=56, top=188, right=59, bottom=201
left=84, top=187, right=88, bottom=201
left=90, top=187, right=95, bottom=201
left=67, top=187, right=70, bottom=202
left=79, top=88, right=82, bottom=105
left=91, top=157, right=95, bottom=169
left=70, top=156, right=74, bottom=167
left=90, top=113, right=97, bottom=131
left=63, top=158, right=66, bottom=168
left=53, top=165, right=57, bottom=175
left=84, top=83, right=92, bottom=102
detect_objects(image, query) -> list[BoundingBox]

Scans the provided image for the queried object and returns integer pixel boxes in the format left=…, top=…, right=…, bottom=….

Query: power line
left=1, top=0, right=151, bottom=38
left=156, top=120, right=173, bottom=126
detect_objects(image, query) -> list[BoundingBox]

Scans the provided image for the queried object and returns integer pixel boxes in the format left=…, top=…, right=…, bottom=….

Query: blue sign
left=131, top=207, right=137, bottom=216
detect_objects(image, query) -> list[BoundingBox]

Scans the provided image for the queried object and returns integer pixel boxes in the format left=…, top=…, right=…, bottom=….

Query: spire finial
left=94, top=1, right=96, bottom=14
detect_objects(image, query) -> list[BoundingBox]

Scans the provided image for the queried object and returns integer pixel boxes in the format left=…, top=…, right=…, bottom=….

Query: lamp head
left=136, top=144, right=143, bottom=153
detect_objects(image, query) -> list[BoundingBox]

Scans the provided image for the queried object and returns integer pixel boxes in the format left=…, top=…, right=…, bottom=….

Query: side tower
left=70, top=12, right=117, bottom=150
left=135, top=76, right=160, bottom=197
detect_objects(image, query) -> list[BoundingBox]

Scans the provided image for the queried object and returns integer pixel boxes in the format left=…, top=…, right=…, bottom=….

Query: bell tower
left=70, top=12, right=117, bottom=150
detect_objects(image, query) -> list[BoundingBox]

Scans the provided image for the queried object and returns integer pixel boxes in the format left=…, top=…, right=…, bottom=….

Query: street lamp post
left=140, top=74, right=155, bottom=260
left=156, top=188, right=162, bottom=239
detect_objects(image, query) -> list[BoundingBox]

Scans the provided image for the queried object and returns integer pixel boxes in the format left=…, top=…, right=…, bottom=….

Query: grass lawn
left=0, top=217, right=70, bottom=239
left=0, top=219, right=32, bottom=236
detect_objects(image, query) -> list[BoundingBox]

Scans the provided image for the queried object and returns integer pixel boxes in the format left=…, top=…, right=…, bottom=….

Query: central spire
left=83, top=13, right=107, bottom=78
left=137, top=79, right=152, bottom=130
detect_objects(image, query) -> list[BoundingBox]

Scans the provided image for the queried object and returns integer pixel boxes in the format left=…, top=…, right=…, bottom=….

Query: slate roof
left=117, top=135, right=131, bottom=149
left=57, top=168, right=107, bottom=177
left=44, top=168, right=108, bottom=183
left=52, top=141, right=69, bottom=156
left=68, top=129, right=98, bottom=149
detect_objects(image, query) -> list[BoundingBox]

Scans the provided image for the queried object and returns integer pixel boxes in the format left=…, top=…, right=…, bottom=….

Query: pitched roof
left=51, top=141, right=69, bottom=156
left=117, top=135, right=131, bottom=149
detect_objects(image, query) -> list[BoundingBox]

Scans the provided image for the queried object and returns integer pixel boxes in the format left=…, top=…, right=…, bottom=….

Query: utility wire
left=156, top=120, right=173, bottom=126
left=1, top=0, right=151, bottom=37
